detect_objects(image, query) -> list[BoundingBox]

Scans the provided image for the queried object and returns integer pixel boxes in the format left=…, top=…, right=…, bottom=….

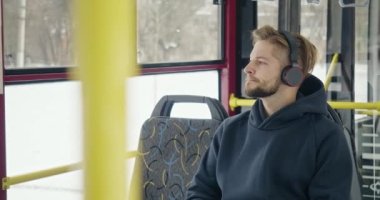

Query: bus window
left=301, top=1, right=328, bottom=81
left=355, top=3, right=369, bottom=103
left=4, top=70, right=218, bottom=199
left=355, top=2, right=379, bottom=199
left=126, top=70, right=219, bottom=151
left=4, top=0, right=223, bottom=69
left=137, top=0, right=223, bottom=64
left=3, top=0, right=74, bottom=69
left=257, top=0, right=278, bottom=28
left=5, top=81, right=82, bottom=199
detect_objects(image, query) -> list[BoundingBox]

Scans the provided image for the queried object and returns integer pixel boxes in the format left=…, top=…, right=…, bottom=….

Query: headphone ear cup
left=281, top=65, right=304, bottom=87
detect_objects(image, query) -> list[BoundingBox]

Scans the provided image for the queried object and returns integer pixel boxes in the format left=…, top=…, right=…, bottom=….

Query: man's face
left=244, top=40, right=286, bottom=98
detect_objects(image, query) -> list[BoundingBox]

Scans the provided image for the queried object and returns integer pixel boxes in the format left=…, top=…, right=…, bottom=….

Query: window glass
left=126, top=70, right=219, bottom=151
left=5, top=81, right=83, bottom=200
left=257, top=0, right=278, bottom=29
left=137, top=0, right=223, bottom=64
left=301, top=1, right=328, bottom=81
left=4, top=0, right=223, bottom=69
left=4, top=0, right=74, bottom=69
left=355, top=5, right=369, bottom=103
left=354, top=3, right=380, bottom=199
left=5, top=71, right=219, bottom=199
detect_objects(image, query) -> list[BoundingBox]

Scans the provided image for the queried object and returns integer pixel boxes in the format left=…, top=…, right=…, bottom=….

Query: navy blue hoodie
left=186, top=75, right=352, bottom=200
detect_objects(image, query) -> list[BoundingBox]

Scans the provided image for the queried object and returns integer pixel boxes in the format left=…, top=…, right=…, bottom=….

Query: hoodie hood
left=249, top=75, right=328, bottom=129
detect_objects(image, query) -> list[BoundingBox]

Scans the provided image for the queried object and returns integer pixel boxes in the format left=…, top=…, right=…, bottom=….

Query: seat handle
left=151, top=95, right=228, bottom=121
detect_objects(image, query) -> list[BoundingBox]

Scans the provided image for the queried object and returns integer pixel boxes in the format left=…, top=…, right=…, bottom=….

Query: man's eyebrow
left=250, top=56, right=269, bottom=61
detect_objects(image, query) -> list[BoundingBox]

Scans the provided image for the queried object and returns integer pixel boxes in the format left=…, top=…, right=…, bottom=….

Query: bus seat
left=133, top=95, right=228, bottom=200
left=343, top=127, right=363, bottom=200
left=327, top=105, right=363, bottom=200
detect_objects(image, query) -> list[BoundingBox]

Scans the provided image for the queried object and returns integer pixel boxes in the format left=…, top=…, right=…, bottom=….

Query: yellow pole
left=324, top=53, right=339, bottom=90
left=75, top=0, right=137, bottom=200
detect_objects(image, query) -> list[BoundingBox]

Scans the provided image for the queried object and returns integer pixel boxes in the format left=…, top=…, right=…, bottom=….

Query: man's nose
left=244, top=61, right=255, bottom=75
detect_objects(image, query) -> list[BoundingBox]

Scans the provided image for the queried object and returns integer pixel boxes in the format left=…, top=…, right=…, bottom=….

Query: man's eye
left=250, top=59, right=266, bottom=65
left=258, top=61, right=266, bottom=65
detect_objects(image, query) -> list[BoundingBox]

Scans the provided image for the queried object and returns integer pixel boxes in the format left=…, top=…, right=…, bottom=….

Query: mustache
left=245, top=77, right=260, bottom=82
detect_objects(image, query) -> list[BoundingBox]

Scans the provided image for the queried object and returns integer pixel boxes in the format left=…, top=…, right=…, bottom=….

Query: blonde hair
left=252, top=25, right=318, bottom=75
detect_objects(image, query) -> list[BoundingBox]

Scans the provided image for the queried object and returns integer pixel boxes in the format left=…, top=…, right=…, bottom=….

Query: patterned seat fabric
left=140, top=118, right=222, bottom=200
left=134, top=95, right=227, bottom=200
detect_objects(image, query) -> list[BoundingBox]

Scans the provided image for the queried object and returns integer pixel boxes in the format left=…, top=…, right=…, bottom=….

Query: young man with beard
left=186, top=25, right=353, bottom=199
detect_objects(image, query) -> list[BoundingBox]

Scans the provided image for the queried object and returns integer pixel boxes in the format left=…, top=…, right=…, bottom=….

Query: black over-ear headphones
left=279, top=31, right=304, bottom=87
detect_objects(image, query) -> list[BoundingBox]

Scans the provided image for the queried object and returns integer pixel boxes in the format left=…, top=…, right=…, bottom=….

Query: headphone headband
left=279, top=31, right=298, bottom=66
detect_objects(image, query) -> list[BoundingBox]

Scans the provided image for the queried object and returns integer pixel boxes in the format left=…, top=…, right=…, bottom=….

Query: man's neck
left=260, top=90, right=297, bottom=117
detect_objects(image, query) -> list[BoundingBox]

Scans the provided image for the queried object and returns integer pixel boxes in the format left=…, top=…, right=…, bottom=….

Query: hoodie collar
left=249, top=75, right=328, bottom=130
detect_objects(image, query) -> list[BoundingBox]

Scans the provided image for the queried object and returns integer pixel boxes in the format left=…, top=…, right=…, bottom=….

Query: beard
left=244, top=78, right=281, bottom=98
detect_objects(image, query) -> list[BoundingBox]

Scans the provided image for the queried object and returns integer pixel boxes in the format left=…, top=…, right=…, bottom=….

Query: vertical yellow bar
left=324, top=53, right=339, bottom=90
left=75, top=0, right=137, bottom=200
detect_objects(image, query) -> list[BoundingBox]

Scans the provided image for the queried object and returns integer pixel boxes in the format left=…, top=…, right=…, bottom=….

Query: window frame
left=3, top=1, right=227, bottom=83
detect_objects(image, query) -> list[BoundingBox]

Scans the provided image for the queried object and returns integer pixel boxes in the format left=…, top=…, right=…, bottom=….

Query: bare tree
left=138, top=0, right=220, bottom=63
left=4, top=0, right=74, bottom=68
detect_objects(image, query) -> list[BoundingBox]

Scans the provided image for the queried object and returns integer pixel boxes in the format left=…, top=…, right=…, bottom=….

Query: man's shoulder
left=308, top=113, right=346, bottom=142
left=311, top=113, right=343, bottom=130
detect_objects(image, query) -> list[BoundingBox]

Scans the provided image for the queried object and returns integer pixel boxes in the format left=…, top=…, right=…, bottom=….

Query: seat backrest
left=134, top=95, right=228, bottom=200
left=326, top=105, right=363, bottom=200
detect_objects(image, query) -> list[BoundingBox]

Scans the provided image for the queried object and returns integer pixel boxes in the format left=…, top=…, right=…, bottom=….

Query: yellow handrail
left=2, top=151, right=140, bottom=190
left=328, top=101, right=380, bottom=111
left=229, top=94, right=256, bottom=111
left=2, top=162, right=82, bottom=190
left=324, top=53, right=339, bottom=90
left=229, top=93, right=380, bottom=111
